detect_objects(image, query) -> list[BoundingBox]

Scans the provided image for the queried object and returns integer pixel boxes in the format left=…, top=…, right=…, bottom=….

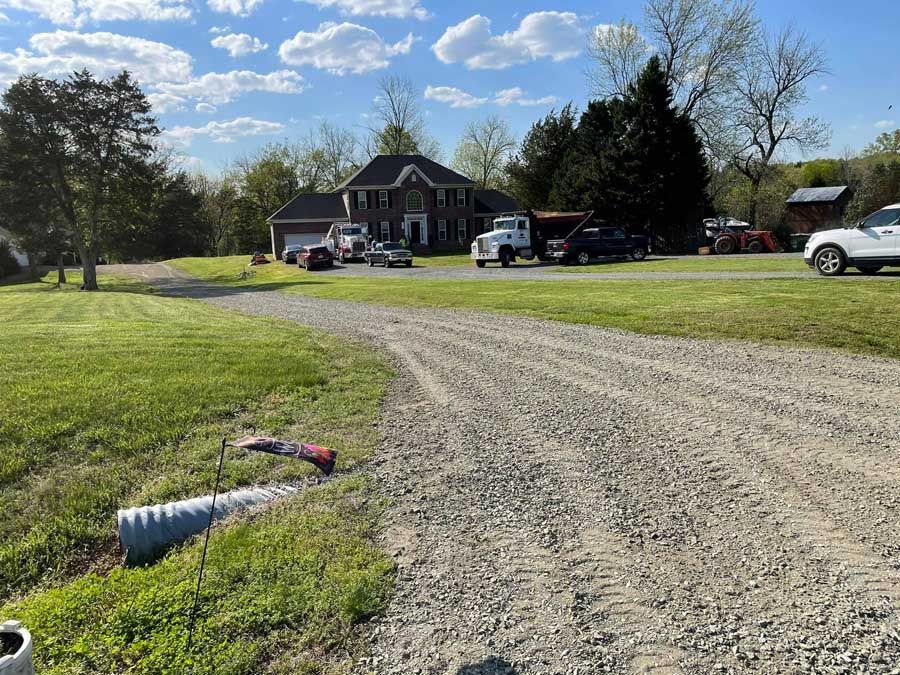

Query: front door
left=847, top=207, right=900, bottom=260
left=410, top=220, right=422, bottom=244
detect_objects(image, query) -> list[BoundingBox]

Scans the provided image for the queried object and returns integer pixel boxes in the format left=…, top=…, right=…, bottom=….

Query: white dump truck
left=325, top=224, right=368, bottom=263
left=471, top=211, right=594, bottom=268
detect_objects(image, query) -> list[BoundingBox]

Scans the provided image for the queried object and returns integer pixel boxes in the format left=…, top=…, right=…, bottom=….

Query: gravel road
left=118, top=265, right=900, bottom=674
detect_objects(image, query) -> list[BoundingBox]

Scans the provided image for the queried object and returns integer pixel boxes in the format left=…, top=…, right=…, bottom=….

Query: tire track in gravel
left=113, top=266, right=900, bottom=674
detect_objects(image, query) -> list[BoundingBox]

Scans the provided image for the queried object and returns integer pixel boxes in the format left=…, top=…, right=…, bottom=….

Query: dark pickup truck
left=546, top=227, right=650, bottom=265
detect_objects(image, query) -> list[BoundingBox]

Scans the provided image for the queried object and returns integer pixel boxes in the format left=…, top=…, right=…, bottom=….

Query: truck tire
left=714, top=235, right=737, bottom=255
left=475, top=260, right=486, bottom=268
left=500, top=249, right=511, bottom=268
left=631, top=247, right=647, bottom=261
left=576, top=250, right=590, bottom=265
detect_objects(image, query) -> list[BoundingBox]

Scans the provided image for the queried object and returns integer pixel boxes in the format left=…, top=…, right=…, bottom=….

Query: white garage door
left=284, top=233, right=325, bottom=248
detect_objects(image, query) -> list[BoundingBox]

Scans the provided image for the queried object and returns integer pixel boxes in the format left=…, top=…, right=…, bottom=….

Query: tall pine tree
left=551, top=57, right=709, bottom=251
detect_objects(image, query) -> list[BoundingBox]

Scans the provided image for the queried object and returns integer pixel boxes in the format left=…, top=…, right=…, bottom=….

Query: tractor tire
left=500, top=249, right=511, bottom=268
left=857, top=266, right=882, bottom=275
left=476, top=260, right=486, bottom=268
left=814, top=247, right=846, bottom=276
left=714, top=236, right=737, bottom=255
left=747, top=239, right=764, bottom=254
left=576, top=250, right=591, bottom=265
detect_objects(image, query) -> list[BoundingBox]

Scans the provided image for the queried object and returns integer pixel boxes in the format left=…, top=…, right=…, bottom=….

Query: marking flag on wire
left=227, top=436, right=337, bottom=476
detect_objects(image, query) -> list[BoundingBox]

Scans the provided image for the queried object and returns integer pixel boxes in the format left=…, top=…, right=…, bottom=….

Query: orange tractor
left=704, top=218, right=780, bottom=254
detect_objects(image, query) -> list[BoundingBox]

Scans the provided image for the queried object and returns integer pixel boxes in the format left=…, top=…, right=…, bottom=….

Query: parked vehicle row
left=365, top=242, right=413, bottom=267
left=545, top=227, right=649, bottom=265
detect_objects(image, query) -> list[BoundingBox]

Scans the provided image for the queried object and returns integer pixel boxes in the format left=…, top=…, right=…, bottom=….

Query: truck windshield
left=493, top=219, right=516, bottom=231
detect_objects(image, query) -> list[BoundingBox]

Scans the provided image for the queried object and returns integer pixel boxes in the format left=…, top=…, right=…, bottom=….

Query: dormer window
left=411, top=173, right=417, bottom=182
left=406, top=190, right=423, bottom=212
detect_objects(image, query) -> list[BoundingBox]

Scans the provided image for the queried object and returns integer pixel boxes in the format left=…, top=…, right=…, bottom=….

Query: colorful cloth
left=227, top=436, right=337, bottom=476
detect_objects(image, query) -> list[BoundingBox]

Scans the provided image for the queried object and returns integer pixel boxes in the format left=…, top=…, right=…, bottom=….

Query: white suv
left=805, top=204, right=900, bottom=276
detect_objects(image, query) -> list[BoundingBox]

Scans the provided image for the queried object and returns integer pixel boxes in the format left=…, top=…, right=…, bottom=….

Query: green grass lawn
left=0, top=273, right=393, bottom=673
left=172, top=256, right=900, bottom=360
left=554, top=254, right=810, bottom=273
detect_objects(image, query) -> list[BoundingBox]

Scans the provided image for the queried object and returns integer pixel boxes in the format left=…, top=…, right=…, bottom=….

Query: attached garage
left=267, top=193, right=350, bottom=260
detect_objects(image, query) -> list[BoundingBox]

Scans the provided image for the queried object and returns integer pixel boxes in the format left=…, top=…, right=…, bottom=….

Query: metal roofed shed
left=785, top=185, right=853, bottom=234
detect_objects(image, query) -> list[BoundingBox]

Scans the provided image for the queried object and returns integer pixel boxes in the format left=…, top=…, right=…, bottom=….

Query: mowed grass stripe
left=171, top=256, right=900, bottom=360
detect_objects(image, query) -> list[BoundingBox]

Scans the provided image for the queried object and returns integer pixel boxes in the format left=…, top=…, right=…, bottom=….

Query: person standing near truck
left=399, top=234, right=409, bottom=249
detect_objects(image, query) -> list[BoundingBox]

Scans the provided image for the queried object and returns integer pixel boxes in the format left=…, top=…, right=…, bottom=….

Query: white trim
left=395, top=164, right=434, bottom=187
left=438, top=219, right=447, bottom=241
left=270, top=223, right=277, bottom=258
left=403, top=214, right=429, bottom=246
left=378, top=190, right=389, bottom=209
left=437, top=189, right=446, bottom=208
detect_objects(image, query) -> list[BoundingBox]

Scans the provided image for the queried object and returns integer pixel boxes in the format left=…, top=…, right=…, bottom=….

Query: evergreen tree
left=507, top=104, right=578, bottom=211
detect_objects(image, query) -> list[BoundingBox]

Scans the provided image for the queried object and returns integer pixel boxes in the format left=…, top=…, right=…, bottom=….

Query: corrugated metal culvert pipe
left=118, top=485, right=299, bottom=564
left=0, top=620, right=34, bottom=675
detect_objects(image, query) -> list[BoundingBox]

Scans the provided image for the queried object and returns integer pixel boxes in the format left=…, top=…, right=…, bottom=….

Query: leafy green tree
left=507, top=104, right=578, bottom=211
left=552, top=57, right=709, bottom=251
left=0, top=70, right=159, bottom=290
left=862, top=130, right=900, bottom=158
left=801, top=159, right=844, bottom=188
left=847, top=161, right=900, bottom=222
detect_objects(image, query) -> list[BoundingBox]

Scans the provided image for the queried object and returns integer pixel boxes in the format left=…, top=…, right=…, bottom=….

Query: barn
left=785, top=186, right=853, bottom=233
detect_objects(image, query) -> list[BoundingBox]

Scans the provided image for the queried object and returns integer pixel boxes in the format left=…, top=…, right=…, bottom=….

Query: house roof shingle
left=268, top=193, right=348, bottom=222
left=786, top=186, right=850, bottom=204
left=474, top=189, right=522, bottom=215
left=339, top=155, right=475, bottom=188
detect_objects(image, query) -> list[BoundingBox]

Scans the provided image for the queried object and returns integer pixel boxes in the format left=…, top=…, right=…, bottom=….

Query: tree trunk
left=57, top=254, right=67, bottom=286
left=747, top=177, right=761, bottom=227
left=77, top=241, right=99, bottom=291
left=27, top=253, right=39, bottom=281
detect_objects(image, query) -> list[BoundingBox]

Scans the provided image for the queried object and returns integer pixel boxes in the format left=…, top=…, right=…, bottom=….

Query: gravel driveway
left=118, top=265, right=900, bottom=674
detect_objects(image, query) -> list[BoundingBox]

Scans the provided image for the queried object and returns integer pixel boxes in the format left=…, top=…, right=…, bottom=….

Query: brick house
left=268, top=155, right=523, bottom=258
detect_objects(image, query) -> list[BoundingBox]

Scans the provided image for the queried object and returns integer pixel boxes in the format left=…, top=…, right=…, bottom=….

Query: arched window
left=406, top=190, right=423, bottom=212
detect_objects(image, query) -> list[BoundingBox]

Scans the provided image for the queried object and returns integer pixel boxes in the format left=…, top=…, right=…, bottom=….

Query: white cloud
left=147, top=92, right=186, bottom=113
left=424, top=85, right=486, bottom=109
left=154, top=69, right=306, bottom=105
left=196, top=102, right=217, bottom=113
left=0, top=31, right=193, bottom=86
left=161, top=116, right=284, bottom=146
left=207, top=0, right=262, bottom=17
left=279, top=22, right=414, bottom=75
left=0, top=10, right=8, bottom=21
left=208, top=24, right=230, bottom=33
left=297, top=0, right=428, bottom=20
left=494, top=87, right=556, bottom=107
left=875, top=120, right=896, bottom=129
left=211, top=33, right=268, bottom=57
left=818, top=84, right=829, bottom=93
left=0, top=0, right=191, bottom=26
left=433, top=12, right=583, bottom=70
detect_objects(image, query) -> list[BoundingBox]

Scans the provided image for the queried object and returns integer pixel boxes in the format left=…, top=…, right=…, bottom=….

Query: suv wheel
left=857, top=266, right=882, bottom=275
left=814, top=247, right=846, bottom=276
left=576, top=250, right=590, bottom=265
left=631, top=247, right=647, bottom=261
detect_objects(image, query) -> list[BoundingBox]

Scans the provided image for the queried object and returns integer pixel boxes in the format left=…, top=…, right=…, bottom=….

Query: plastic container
left=0, top=621, right=34, bottom=675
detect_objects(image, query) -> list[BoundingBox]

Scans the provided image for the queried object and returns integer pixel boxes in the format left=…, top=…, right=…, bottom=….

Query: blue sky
left=0, top=0, right=897, bottom=174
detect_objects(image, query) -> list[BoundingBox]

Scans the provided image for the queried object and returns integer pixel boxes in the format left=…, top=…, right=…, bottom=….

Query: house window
left=456, top=188, right=466, bottom=206
left=406, top=190, right=423, bottom=212
left=437, top=189, right=446, bottom=208
left=357, top=191, right=368, bottom=209
left=457, top=218, right=467, bottom=240
left=378, top=190, right=389, bottom=209
left=380, top=221, right=391, bottom=242
left=411, top=173, right=417, bottom=182
left=484, top=218, right=493, bottom=233
left=360, top=222, right=369, bottom=235
left=438, top=219, right=447, bottom=241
